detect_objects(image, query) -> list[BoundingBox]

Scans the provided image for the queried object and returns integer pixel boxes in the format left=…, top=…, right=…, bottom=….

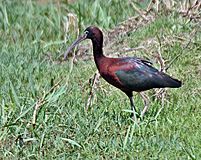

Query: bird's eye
left=84, top=31, right=89, bottom=35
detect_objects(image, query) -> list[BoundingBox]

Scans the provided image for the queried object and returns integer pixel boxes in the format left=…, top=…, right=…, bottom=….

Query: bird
left=64, top=26, right=182, bottom=121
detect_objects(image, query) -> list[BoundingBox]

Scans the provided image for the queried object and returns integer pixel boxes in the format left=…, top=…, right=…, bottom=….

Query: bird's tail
left=162, top=73, right=182, bottom=88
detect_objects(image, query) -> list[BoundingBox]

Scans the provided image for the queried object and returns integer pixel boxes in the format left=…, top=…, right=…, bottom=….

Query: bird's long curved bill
left=64, top=33, right=87, bottom=60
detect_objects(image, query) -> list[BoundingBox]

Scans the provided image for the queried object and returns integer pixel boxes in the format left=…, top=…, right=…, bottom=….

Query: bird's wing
left=108, top=58, right=162, bottom=91
left=137, top=58, right=153, bottom=66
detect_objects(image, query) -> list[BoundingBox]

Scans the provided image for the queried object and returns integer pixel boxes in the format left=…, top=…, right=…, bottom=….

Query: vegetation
left=0, top=0, right=200, bottom=159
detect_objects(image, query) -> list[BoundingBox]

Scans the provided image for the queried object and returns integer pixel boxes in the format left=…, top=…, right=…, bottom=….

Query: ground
left=0, top=0, right=201, bottom=159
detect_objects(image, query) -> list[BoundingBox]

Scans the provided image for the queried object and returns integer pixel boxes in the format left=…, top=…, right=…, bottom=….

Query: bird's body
left=94, top=56, right=181, bottom=96
left=64, top=26, right=182, bottom=120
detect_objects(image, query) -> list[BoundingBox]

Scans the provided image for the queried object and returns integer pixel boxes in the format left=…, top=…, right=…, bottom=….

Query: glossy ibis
left=64, top=26, right=182, bottom=121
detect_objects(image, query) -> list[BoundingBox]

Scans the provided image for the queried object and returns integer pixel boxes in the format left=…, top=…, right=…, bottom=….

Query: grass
left=0, top=0, right=201, bottom=159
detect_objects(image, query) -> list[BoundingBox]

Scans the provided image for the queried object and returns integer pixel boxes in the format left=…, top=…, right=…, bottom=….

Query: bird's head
left=64, top=26, right=103, bottom=60
left=84, top=26, right=103, bottom=40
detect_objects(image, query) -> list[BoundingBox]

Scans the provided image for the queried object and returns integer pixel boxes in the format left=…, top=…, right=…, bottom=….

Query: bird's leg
left=139, top=92, right=150, bottom=118
left=129, top=96, right=138, bottom=122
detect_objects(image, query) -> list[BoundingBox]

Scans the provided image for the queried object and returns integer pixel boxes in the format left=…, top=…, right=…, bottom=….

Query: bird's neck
left=91, top=38, right=105, bottom=70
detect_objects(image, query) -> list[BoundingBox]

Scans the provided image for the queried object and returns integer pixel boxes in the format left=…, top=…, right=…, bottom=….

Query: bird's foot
left=131, top=112, right=140, bottom=123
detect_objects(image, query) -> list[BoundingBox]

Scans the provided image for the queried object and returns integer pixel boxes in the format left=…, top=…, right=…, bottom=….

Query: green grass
left=0, top=0, right=201, bottom=159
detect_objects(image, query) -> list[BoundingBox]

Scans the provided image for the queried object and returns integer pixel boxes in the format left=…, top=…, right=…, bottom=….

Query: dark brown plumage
left=64, top=26, right=182, bottom=120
